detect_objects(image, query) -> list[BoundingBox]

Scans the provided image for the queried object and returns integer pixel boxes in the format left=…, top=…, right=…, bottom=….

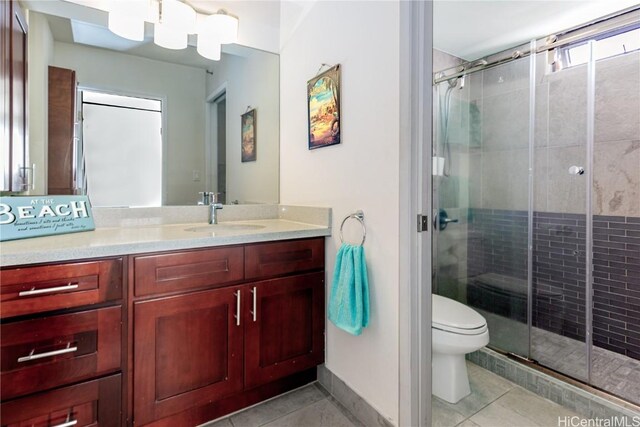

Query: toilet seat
left=432, top=321, right=488, bottom=335
left=432, top=294, right=488, bottom=336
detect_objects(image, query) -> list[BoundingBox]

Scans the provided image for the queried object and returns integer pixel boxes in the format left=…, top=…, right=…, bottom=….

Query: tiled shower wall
left=467, top=209, right=640, bottom=359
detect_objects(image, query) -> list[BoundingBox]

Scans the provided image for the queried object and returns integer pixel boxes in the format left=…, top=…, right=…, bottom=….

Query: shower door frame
left=430, top=33, right=607, bottom=390
left=399, top=1, right=433, bottom=427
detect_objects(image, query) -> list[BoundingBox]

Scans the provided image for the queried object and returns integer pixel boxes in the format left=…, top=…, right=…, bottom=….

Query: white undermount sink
left=184, top=224, right=266, bottom=233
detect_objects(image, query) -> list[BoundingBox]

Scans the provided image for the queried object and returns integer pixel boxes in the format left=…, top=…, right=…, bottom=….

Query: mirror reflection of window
left=81, top=90, right=162, bottom=207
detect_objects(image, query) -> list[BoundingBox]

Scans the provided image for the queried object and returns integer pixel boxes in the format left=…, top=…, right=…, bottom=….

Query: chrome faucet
left=208, top=192, right=223, bottom=224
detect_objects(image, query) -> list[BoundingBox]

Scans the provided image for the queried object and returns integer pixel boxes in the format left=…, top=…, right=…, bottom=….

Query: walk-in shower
left=433, top=6, right=640, bottom=406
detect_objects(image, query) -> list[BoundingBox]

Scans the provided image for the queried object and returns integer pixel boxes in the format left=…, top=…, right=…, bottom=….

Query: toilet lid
left=432, top=294, right=487, bottom=334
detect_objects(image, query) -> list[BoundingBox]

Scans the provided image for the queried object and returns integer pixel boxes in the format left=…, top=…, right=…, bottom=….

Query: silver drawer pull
left=19, top=283, right=79, bottom=297
left=250, top=287, right=257, bottom=322
left=18, top=343, right=78, bottom=363
left=233, top=290, right=241, bottom=326
left=52, top=419, right=78, bottom=427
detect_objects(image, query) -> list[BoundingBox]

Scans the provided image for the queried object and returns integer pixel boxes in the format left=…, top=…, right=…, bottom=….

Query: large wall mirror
left=24, top=0, right=279, bottom=207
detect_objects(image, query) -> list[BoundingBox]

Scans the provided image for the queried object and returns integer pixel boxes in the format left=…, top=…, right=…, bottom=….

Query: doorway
left=207, top=90, right=227, bottom=204
left=81, top=90, right=162, bottom=207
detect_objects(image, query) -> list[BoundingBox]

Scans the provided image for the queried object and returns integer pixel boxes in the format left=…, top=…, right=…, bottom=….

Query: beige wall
left=206, top=50, right=279, bottom=204
left=279, top=1, right=400, bottom=423
left=27, top=11, right=54, bottom=195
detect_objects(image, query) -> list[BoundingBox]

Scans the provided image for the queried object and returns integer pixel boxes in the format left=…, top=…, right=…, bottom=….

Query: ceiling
left=23, top=0, right=280, bottom=68
left=434, top=0, right=640, bottom=60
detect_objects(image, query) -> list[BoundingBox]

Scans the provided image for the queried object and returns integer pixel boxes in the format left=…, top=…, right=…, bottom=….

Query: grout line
left=255, top=394, right=329, bottom=427
left=325, top=396, right=366, bottom=427
left=459, top=384, right=516, bottom=424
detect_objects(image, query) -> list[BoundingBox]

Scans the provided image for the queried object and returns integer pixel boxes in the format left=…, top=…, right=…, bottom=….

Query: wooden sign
left=0, top=196, right=95, bottom=241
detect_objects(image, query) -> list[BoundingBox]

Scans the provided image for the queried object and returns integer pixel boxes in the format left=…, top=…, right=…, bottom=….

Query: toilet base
left=432, top=352, right=471, bottom=403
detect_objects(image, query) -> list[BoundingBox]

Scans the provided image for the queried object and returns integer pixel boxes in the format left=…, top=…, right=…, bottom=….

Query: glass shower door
left=589, top=41, right=640, bottom=404
left=529, top=46, right=592, bottom=381
left=433, top=53, right=533, bottom=358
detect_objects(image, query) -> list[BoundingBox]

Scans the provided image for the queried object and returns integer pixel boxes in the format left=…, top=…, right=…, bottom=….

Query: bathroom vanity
left=0, top=208, right=330, bottom=426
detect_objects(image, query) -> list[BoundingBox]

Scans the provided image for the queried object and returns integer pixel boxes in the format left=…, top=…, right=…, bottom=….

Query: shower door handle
left=569, top=166, right=585, bottom=175
left=437, top=209, right=458, bottom=231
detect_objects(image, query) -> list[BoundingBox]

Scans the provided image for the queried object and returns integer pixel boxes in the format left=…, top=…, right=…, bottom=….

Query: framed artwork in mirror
left=307, top=64, right=341, bottom=150
left=241, top=108, right=257, bottom=162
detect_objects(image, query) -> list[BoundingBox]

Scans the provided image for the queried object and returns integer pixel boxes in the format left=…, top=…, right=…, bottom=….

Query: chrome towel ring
left=339, top=210, right=366, bottom=246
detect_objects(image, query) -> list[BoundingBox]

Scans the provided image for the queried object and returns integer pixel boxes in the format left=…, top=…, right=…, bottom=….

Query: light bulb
left=197, top=33, right=221, bottom=60
left=154, top=23, right=187, bottom=49
left=199, top=10, right=238, bottom=45
left=108, top=0, right=148, bottom=41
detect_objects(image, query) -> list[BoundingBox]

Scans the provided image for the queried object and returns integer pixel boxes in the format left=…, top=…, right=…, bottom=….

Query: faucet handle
left=198, top=192, right=208, bottom=205
left=199, top=191, right=220, bottom=205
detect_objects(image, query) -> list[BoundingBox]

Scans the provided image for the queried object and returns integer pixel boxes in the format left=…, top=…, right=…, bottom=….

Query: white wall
left=207, top=50, right=279, bottom=204
left=51, top=42, right=206, bottom=205
left=27, top=10, right=54, bottom=195
left=279, top=1, right=401, bottom=424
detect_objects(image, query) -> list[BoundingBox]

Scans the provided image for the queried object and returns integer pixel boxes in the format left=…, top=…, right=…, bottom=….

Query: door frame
left=78, top=85, right=167, bottom=205
left=399, top=1, right=433, bottom=426
left=205, top=82, right=228, bottom=194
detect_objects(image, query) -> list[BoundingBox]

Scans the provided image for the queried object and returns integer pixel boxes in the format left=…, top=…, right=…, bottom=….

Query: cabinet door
left=244, top=272, right=325, bottom=389
left=134, top=287, right=244, bottom=425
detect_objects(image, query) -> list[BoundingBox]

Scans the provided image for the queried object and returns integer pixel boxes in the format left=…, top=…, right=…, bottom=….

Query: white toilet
left=432, top=294, right=490, bottom=403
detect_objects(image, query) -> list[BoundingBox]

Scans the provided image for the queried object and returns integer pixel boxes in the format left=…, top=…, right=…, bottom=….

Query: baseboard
left=317, top=364, right=395, bottom=427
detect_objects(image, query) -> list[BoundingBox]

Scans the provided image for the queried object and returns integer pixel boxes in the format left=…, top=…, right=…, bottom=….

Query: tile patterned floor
left=433, top=362, right=582, bottom=427
left=200, top=383, right=362, bottom=427
left=531, top=327, right=640, bottom=405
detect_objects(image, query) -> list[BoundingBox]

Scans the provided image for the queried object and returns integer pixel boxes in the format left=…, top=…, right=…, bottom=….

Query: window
left=560, top=26, right=640, bottom=68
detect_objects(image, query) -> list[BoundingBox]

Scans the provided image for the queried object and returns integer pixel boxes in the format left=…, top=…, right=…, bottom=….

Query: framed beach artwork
left=307, top=64, right=341, bottom=150
left=241, top=108, right=256, bottom=162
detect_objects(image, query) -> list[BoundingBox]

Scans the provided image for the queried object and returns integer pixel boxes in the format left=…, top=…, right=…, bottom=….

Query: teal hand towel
left=328, top=243, right=370, bottom=336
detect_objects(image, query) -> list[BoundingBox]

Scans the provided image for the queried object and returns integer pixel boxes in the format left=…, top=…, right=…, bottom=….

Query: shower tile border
left=467, top=347, right=640, bottom=420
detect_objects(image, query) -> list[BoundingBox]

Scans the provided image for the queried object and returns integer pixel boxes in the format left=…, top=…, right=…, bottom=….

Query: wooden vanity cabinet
left=0, top=237, right=325, bottom=426
left=131, top=237, right=325, bottom=426
left=0, top=257, right=125, bottom=427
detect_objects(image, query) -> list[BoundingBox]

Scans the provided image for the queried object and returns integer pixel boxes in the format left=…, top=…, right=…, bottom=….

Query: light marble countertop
left=0, top=205, right=332, bottom=267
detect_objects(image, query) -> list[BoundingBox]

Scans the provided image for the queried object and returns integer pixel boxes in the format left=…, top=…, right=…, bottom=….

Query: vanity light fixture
left=107, top=0, right=239, bottom=60
left=153, top=0, right=195, bottom=49
left=108, top=0, right=149, bottom=41
left=196, top=11, right=238, bottom=60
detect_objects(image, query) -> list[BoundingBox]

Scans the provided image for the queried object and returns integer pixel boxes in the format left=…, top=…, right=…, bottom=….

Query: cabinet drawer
left=1, top=306, right=122, bottom=399
left=245, top=238, right=325, bottom=280
left=134, top=247, right=244, bottom=297
left=0, top=258, right=123, bottom=318
left=0, top=374, right=121, bottom=427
